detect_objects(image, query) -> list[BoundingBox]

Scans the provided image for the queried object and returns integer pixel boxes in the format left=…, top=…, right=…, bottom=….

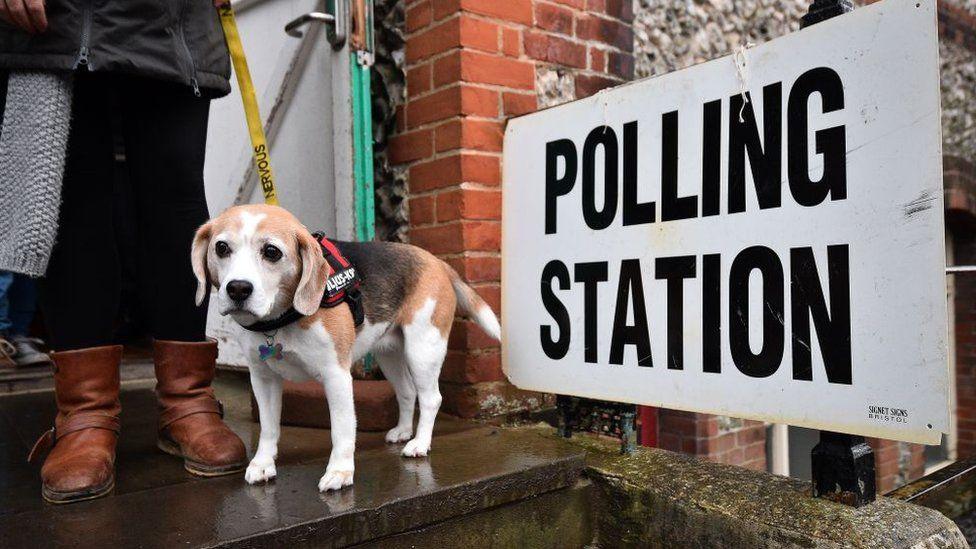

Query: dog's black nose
left=226, top=280, right=254, bottom=302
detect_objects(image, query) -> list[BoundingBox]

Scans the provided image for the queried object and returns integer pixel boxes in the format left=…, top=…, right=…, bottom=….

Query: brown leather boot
left=28, top=345, right=122, bottom=504
left=154, top=339, right=247, bottom=476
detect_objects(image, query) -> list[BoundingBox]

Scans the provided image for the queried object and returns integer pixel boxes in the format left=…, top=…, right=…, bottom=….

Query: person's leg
left=0, top=75, right=14, bottom=368
left=9, top=273, right=36, bottom=336
left=0, top=73, right=7, bottom=341
left=118, top=76, right=245, bottom=476
left=0, top=271, right=13, bottom=336
left=38, top=73, right=120, bottom=351
left=8, top=274, right=54, bottom=367
left=119, top=79, right=210, bottom=342
left=30, top=73, right=123, bottom=504
left=0, top=271, right=14, bottom=368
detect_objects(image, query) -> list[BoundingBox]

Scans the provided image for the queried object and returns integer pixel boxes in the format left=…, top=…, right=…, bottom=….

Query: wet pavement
left=0, top=374, right=585, bottom=547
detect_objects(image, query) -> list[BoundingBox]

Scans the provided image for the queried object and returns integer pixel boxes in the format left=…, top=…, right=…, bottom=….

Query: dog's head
left=191, top=205, right=330, bottom=325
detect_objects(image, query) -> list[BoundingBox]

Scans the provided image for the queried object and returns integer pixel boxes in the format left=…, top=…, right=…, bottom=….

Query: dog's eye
left=215, top=241, right=231, bottom=258
left=262, top=244, right=283, bottom=263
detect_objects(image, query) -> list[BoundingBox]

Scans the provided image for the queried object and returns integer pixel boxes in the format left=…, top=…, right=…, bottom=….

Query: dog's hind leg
left=375, top=349, right=416, bottom=444
left=318, top=359, right=357, bottom=492
left=401, top=298, right=448, bottom=458
left=246, top=368, right=283, bottom=484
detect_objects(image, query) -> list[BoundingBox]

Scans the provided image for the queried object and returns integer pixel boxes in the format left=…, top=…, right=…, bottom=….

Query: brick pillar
left=956, top=233, right=976, bottom=457
left=391, top=0, right=633, bottom=417
left=948, top=156, right=976, bottom=457
left=938, top=0, right=976, bottom=52
left=867, top=438, right=926, bottom=493
left=657, top=411, right=767, bottom=471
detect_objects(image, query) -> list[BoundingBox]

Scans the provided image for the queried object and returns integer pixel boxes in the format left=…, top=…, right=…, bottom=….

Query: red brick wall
left=938, top=0, right=976, bottom=53
left=949, top=157, right=976, bottom=457
left=391, top=0, right=634, bottom=417
left=956, top=234, right=976, bottom=458
left=868, top=438, right=927, bottom=493
left=657, top=410, right=767, bottom=471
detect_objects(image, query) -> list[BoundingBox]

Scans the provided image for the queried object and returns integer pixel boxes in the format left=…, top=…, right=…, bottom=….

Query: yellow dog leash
left=218, top=4, right=280, bottom=206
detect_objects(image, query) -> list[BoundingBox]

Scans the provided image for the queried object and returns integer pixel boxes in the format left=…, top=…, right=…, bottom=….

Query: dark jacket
left=0, top=0, right=230, bottom=96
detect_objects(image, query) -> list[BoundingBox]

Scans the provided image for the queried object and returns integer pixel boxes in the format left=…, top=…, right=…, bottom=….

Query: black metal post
left=620, top=410, right=637, bottom=455
left=799, top=0, right=876, bottom=508
left=557, top=395, right=574, bottom=438
left=801, top=0, right=854, bottom=28
left=811, top=432, right=877, bottom=506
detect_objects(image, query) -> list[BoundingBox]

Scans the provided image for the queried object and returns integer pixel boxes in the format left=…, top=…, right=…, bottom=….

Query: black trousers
left=31, top=73, right=212, bottom=351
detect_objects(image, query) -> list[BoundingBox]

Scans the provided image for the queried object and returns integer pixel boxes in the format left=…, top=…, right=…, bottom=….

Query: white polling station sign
left=501, top=0, right=949, bottom=444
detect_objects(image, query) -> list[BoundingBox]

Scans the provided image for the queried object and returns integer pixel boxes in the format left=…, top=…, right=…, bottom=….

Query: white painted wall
left=203, top=0, right=350, bottom=367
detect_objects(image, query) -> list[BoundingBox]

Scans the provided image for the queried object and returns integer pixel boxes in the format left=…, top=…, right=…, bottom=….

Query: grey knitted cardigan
left=0, top=72, right=73, bottom=277
left=0, top=1, right=230, bottom=277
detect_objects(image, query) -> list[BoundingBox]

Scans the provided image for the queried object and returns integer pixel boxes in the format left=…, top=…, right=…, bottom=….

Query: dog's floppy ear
left=191, top=220, right=215, bottom=306
left=293, top=230, right=329, bottom=316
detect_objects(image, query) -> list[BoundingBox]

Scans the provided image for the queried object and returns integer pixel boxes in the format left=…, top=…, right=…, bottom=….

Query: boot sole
left=42, top=476, right=114, bottom=505
left=157, top=438, right=246, bottom=477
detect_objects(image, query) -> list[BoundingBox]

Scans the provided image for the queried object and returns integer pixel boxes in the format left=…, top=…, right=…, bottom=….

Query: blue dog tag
left=259, top=342, right=283, bottom=361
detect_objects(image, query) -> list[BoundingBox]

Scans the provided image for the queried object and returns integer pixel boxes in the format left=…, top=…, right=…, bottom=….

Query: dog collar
left=241, top=233, right=365, bottom=334
left=242, top=308, right=305, bottom=333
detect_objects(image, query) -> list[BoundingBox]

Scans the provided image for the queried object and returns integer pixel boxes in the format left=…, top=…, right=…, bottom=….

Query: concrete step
left=0, top=378, right=586, bottom=548
left=361, top=480, right=595, bottom=549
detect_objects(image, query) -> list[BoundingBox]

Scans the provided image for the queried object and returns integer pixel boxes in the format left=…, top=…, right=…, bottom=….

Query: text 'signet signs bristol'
left=502, top=0, right=949, bottom=444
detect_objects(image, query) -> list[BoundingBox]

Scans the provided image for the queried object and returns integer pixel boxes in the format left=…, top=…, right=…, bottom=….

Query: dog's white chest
left=262, top=353, right=311, bottom=382
left=243, top=324, right=337, bottom=382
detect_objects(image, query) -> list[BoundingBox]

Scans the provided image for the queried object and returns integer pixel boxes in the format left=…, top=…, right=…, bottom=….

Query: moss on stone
left=513, top=425, right=967, bottom=548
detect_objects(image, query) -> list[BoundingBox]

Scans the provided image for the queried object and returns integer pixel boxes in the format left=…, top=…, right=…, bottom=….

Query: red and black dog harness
left=242, top=233, right=364, bottom=333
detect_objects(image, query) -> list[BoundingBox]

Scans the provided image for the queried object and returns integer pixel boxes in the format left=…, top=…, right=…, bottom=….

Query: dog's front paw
left=318, top=469, right=354, bottom=492
left=245, top=458, right=277, bottom=484
left=401, top=439, right=431, bottom=458
left=385, top=425, right=413, bottom=443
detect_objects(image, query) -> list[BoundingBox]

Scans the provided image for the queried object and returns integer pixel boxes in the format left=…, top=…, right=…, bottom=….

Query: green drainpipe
left=350, top=1, right=375, bottom=372
left=350, top=0, right=375, bottom=243
left=351, top=58, right=374, bottom=242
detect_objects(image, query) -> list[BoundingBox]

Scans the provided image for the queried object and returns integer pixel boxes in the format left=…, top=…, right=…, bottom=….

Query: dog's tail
left=440, top=261, right=501, bottom=341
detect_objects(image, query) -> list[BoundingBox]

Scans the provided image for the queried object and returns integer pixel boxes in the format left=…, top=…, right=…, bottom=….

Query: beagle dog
left=191, top=204, right=501, bottom=492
